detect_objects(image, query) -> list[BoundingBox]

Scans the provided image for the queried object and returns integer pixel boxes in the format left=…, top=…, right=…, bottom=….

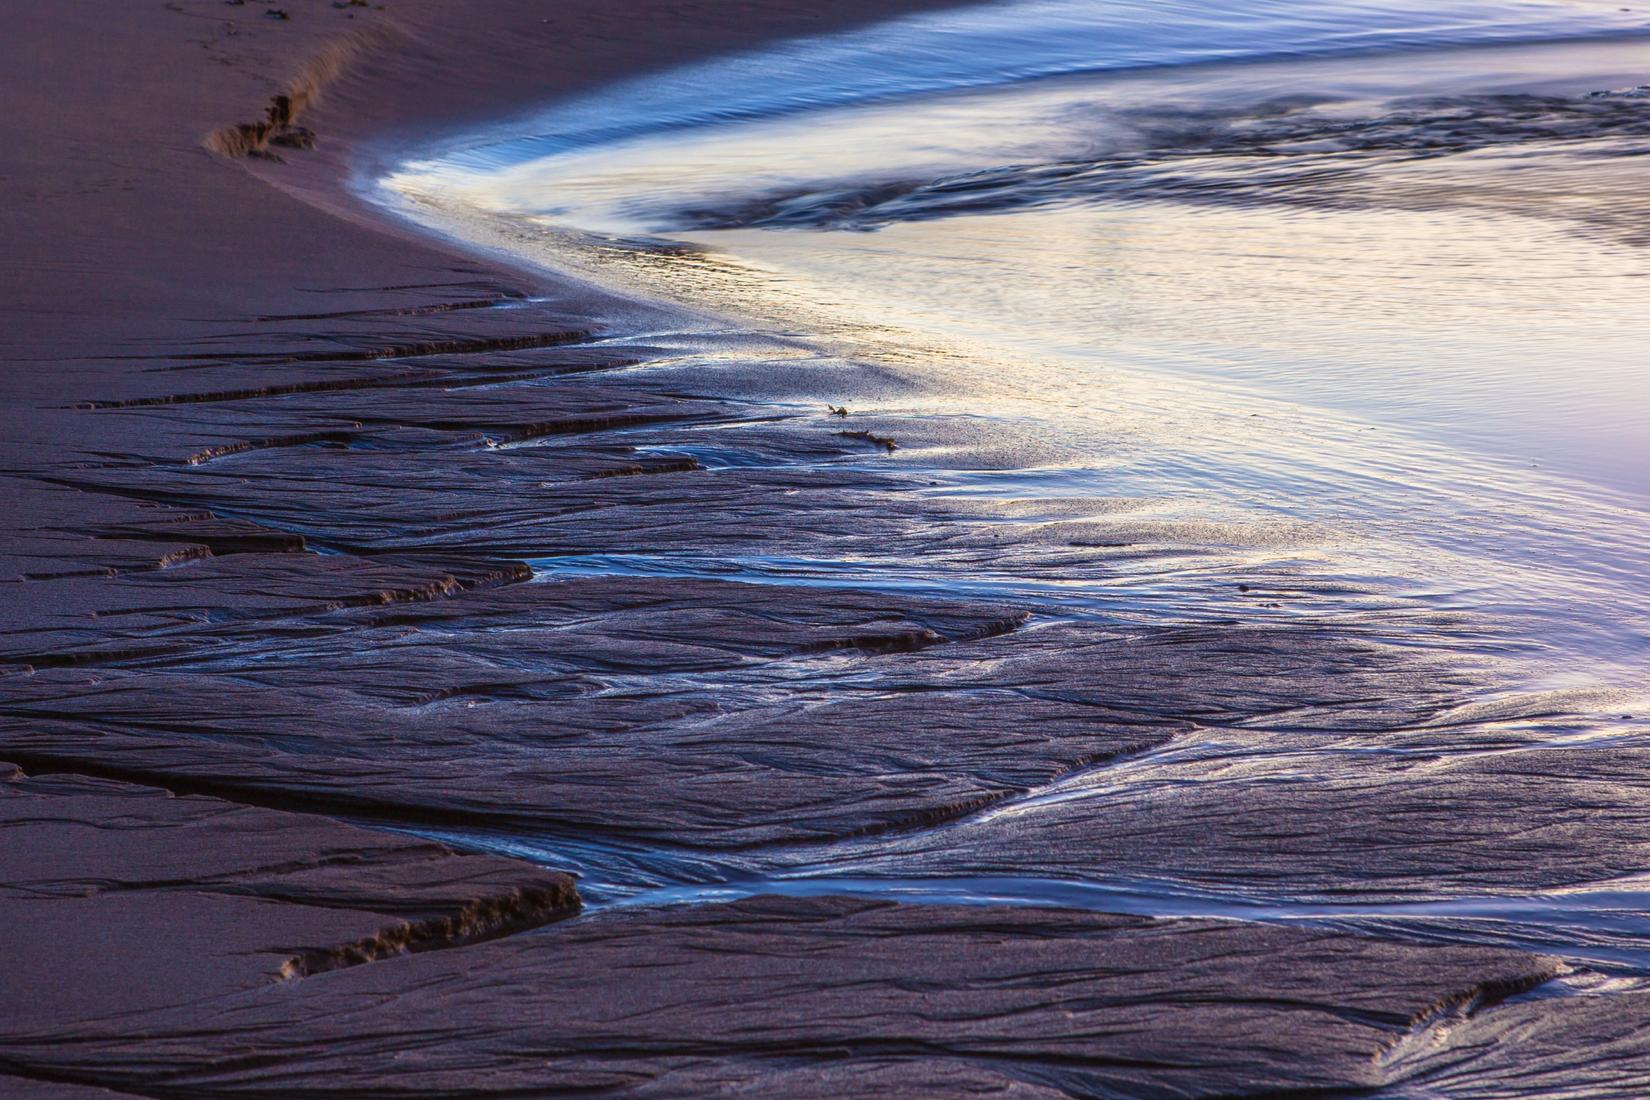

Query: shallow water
left=415, top=821, right=1650, bottom=971
left=377, top=0, right=1650, bottom=1052
left=383, top=4, right=1650, bottom=686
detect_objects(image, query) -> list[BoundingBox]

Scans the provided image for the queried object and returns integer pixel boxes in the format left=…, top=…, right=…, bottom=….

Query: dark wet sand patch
left=0, top=763, right=578, bottom=1022
left=0, top=892, right=1564, bottom=1098
left=6, top=0, right=1650, bottom=1095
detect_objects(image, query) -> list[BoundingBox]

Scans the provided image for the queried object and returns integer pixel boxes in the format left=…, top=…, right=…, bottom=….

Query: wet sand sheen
left=5, top=0, right=1650, bottom=1096
left=387, top=33, right=1650, bottom=689
left=367, top=1, right=1650, bottom=1073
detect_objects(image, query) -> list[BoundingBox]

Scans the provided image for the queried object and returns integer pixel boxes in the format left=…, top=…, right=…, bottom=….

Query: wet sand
left=6, top=1, right=1650, bottom=1096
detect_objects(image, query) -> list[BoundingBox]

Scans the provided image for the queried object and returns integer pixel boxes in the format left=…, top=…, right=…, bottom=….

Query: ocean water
left=401, top=0, right=1650, bottom=171
left=378, top=0, right=1650, bottom=935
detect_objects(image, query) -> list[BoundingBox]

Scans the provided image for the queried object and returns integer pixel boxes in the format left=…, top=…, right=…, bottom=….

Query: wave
left=660, top=89, right=1650, bottom=238
left=413, top=0, right=1650, bottom=173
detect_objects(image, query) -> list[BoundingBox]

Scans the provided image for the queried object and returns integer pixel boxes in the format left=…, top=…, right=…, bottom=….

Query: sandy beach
left=6, top=1, right=1650, bottom=1095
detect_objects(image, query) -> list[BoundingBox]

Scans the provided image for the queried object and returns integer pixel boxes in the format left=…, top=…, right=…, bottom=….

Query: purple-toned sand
left=6, top=2, right=1650, bottom=1096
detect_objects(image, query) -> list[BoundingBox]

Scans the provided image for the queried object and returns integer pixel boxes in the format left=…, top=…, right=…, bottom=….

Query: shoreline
left=6, top=2, right=1650, bottom=1095
left=383, top=26, right=1650, bottom=701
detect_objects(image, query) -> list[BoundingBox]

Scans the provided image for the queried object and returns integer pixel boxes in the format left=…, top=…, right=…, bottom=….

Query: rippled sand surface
left=387, top=21, right=1650, bottom=695
left=12, top=0, right=1650, bottom=1093
left=361, top=6, right=1650, bottom=1091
